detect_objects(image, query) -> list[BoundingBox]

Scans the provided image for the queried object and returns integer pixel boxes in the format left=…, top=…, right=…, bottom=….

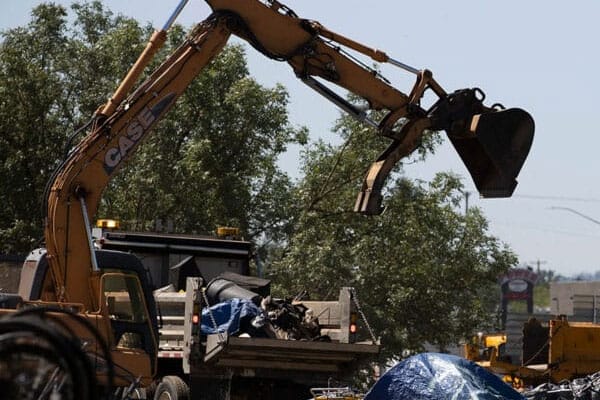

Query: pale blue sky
left=3, top=1, right=600, bottom=276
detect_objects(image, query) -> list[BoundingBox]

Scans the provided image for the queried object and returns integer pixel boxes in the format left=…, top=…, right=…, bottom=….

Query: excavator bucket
left=448, top=108, right=534, bottom=198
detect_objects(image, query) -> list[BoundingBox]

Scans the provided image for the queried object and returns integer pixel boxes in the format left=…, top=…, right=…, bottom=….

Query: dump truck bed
left=204, top=334, right=379, bottom=374
left=155, top=286, right=379, bottom=382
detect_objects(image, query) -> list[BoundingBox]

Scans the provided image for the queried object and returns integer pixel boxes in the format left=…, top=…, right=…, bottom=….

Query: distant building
left=550, top=281, right=600, bottom=322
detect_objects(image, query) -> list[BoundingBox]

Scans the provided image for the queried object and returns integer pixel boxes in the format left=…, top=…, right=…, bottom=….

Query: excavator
left=1, top=0, right=534, bottom=398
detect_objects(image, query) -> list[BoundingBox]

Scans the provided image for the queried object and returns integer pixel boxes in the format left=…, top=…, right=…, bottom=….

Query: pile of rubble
left=523, top=372, right=600, bottom=400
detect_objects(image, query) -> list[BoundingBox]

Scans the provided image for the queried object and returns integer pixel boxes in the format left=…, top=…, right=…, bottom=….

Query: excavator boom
left=205, top=0, right=534, bottom=212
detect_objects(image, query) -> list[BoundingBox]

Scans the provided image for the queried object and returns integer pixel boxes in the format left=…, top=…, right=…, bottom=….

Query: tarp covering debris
left=364, top=353, right=524, bottom=400
left=200, top=278, right=326, bottom=340
left=201, top=298, right=262, bottom=335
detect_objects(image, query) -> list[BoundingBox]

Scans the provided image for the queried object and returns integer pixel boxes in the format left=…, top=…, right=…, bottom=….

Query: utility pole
left=529, top=259, right=547, bottom=276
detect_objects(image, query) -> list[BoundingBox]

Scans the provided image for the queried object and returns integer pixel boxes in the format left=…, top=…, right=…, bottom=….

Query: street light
left=549, top=206, right=600, bottom=227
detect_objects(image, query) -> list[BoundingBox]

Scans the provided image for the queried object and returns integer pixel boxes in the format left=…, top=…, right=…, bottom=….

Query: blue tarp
left=364, top=353, right=525, bottom=400
left=201, top=298, right=262, bottom=335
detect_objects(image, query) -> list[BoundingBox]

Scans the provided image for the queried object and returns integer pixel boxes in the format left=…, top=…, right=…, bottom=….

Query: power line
left=492, top=222, right=600, bottom=239
left=549, top=206, right=600, bottom=227
left=514, top=194, right=600, bottom=203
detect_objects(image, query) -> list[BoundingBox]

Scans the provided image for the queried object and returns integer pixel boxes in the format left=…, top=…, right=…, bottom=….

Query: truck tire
left=154, top=376, right=189, bottom=400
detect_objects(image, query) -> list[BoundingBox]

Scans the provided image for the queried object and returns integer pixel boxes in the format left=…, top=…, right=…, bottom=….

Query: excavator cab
left=96, top=250, right=159, bottom=381
left=101, top=272, right=157, bottom=383
left=18, top=249, right=159, bottom=383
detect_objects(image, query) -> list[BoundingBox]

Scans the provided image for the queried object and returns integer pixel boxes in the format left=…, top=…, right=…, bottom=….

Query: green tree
left=101, top=43, right=307, bottom=242
left=271, top=112, right=517, bottom=360
left=0, top=2, right=305, bottom=253
left=0, top=4, right=73, bottom=253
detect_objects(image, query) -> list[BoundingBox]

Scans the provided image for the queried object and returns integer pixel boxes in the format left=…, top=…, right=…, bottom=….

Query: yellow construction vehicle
left=464, top=331, right=509, bottom=364
left=474, top=318, right=600, bottom=386
left=3, top=0, right=534, bottom=398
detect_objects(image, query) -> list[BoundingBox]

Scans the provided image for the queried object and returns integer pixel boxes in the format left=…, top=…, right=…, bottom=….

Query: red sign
left=504, top=292, right=529, bottom=300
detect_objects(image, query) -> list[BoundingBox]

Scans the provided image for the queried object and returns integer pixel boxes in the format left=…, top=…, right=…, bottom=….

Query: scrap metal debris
left=523, top=372, right=600, bottom=400
left=202, top=277, right=326, bottom=341
left=260, top=296, right=324, bottom=341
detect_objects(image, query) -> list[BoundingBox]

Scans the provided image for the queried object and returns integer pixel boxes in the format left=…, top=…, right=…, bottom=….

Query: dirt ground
left=0, top=262, right=21, bottom=293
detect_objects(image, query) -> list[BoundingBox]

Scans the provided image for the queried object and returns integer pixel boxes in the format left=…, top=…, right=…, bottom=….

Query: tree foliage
left=270, top=113, right=517, bottom=360
left=0, top=4, right=73, bottom=252
left=0, top=2, right=305, bottom=253
left=102, top=43, right=307, bottom=241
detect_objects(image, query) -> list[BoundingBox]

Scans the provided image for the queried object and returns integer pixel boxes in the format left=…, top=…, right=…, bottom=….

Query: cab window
left=102, top=274, right=147, bottom=323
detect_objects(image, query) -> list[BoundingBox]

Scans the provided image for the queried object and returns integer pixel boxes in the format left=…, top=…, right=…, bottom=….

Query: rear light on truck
left=192, top=303, right=201, bottom=335
left=350, top=312, right=358, bottom=341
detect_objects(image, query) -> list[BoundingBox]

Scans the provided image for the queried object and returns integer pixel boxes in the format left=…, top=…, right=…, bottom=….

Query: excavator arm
left=44, top=0, right=534, bottom=309
left=203, top=0, right=534, bottom=213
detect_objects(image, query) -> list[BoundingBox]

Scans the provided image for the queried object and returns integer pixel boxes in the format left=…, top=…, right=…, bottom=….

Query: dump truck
left=95, top=228, right=380, bottom=399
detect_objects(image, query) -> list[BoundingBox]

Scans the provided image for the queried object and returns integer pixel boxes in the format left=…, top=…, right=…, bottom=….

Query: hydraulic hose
left=0, top=316, right=93, bottom=399
left=13, top=306, right=115, bottom=396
